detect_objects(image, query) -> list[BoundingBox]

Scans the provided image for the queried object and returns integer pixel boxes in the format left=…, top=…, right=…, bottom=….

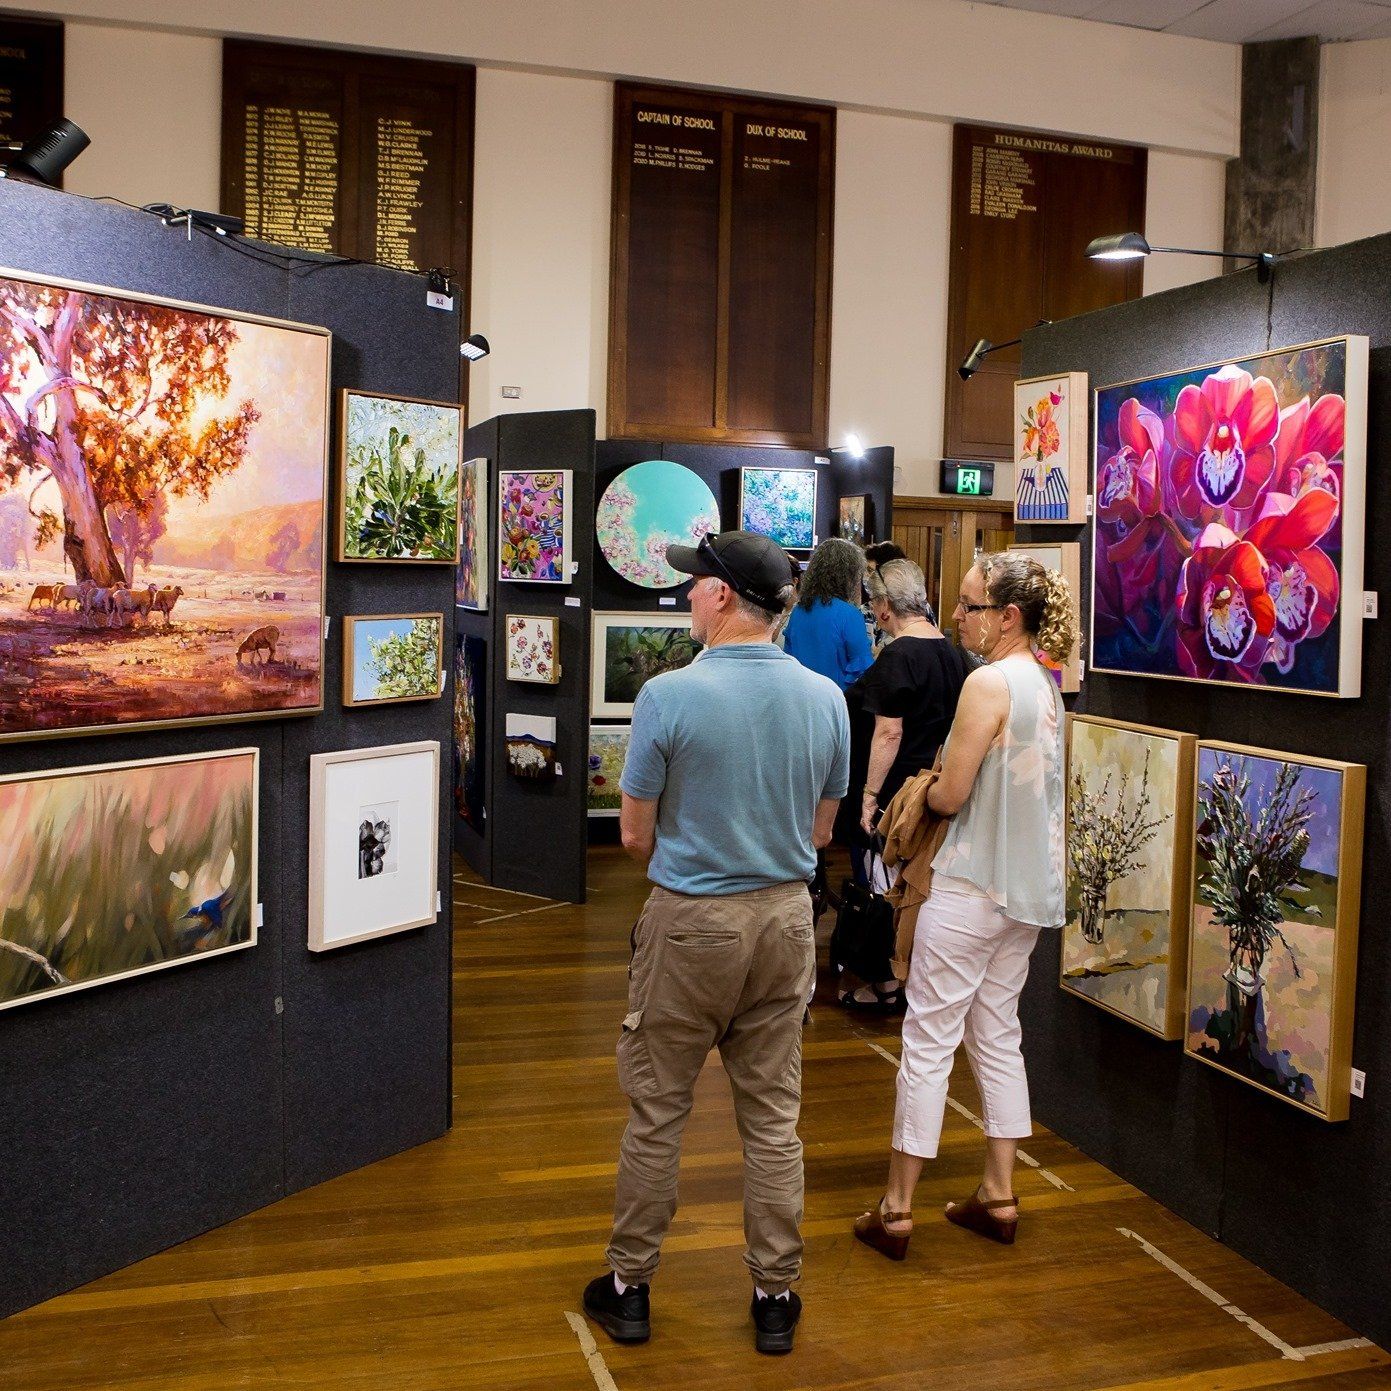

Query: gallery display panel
left=0, top=266, right=332, bottom=742
left=1091, top=337, right=1368, bottom=698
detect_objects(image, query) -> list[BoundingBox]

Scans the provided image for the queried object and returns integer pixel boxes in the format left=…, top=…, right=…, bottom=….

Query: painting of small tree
left=1068, top=754, right=1169, bottom=945
left=1196, top=758, right=1315, bottom=1052
left=367, top=618, right=442, bottom=700
left=0, top=281, right=259, bottom=584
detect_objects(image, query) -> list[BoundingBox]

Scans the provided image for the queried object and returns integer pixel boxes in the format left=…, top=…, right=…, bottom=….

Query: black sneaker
left=583, top=1272, right=651, bottom=1343
left=750, top=1289, right=802, bottom=1354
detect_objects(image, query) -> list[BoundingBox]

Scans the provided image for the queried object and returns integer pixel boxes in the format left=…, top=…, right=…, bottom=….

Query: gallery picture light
left=1085, top=232, right=1278, bottom=283
left=460, top=333, right=491, bottom=362
left=843, top=433, right=866, bottom=459
left=959, top=316, right=1056, bottom=380
left=0, top=119, right=91, bottom=186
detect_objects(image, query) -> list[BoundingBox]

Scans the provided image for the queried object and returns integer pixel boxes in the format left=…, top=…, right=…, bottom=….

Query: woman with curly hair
left=852, top=551, right=1076, bottom=1260
left=782, top=537, right=874, bottom=691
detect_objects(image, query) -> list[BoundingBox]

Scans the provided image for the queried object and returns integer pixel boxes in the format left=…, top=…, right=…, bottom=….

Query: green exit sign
left=940, top=460, right=995, bottom=497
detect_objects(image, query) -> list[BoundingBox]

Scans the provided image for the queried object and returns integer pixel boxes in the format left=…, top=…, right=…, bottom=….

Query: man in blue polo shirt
left=582, top=530, right=850, bottom=1356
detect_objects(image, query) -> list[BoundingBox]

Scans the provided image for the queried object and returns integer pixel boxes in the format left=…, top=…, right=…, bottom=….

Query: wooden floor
left=2, top=846, right=1389, bottom=1390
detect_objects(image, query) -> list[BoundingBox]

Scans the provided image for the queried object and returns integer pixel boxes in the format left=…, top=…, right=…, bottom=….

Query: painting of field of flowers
left=597, top=460, right=720, bottom=589
left=1186, top=742, right=1364, bottom=1120
left=1062, top=717, right=1194, bottom=1039
left=0, top=748, right=257, bottom=1011
left=1092, top=338, right=1367, bottom=696
left=588, top=724, right=630, bottom=816
left=739, top=467, right=817, bottom=550
left=456, top=457, right=489, bottom=610
left=339, top=390, right=461, bottom=563
left=1014, top=372, right=1088, bottom=524
left=498, top=470, right=572, bottom=584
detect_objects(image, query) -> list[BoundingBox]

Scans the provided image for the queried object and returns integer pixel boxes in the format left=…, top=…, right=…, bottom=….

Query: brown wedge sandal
left=944, top=1187, right=1018, bottom=1245
left=853, top=1198, right=912, bottom=1261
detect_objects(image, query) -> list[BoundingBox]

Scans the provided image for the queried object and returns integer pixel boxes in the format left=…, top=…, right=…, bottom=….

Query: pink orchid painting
left=1092, top=340, right=1366, bottom=697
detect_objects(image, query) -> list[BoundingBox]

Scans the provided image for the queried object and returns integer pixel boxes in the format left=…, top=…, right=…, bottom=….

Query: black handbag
left=829, top=867, right=895, bottom=985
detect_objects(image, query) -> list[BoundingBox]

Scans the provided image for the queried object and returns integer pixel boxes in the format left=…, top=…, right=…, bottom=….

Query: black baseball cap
left=667, top=531, right=793, bottom=612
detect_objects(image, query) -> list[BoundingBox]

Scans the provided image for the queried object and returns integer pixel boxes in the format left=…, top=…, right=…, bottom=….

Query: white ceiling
left=979, top=0, right=1391, bottom=41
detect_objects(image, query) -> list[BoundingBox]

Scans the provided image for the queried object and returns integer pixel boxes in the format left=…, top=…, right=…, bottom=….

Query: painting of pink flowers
left=498, top=470, right=572, bottom=584
left=505, top=614, right=559, bottom=685
left=1014, top=372, right=1088, bottom=523
left=1091, top=338, right=1367, bottom=697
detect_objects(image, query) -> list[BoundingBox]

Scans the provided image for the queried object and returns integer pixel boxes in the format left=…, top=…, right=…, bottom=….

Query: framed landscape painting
left=588, top=724, right=630, bottom=816
left=498, top=470, right=572, bottom=583
left=597, top=459, right=720, bottom=589
left=739, top=467, right=817, bottom=550
left=0, top=748, right=258, bottom=1011
left=456, top=456, right=490, bottom=610
left=590, top=612, right=699, bottom=718
left=1062, top=716, right=1196, bottom=1039
left=338, top=389, right=462, bottom=563
left=343, top=613, right=444, bottom=707
left=505, top=614, right=560, bottom=685
left=0, top=266, right=330, bottom=743
left=1007, top=541, right=1083, bottom=692
left=308, top=741, right=440, bottom=951
left=1014, top=372, right=1088, bottom=524
left=1092, top=337, right=1368, bottom=697
left=1186, top=741, right=1365, bottom=1121
left=505, top=712, right=558, bottom=781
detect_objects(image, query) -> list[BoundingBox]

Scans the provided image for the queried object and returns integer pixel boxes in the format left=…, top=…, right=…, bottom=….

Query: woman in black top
left=840, top=559, right=967, bottom=1010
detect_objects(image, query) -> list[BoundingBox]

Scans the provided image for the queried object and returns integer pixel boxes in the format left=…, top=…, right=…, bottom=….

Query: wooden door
left=892, top=496, right=1014, bottom=640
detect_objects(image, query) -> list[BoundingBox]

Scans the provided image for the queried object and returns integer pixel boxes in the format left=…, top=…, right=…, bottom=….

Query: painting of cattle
left=0, top=268, right=330, bottom=741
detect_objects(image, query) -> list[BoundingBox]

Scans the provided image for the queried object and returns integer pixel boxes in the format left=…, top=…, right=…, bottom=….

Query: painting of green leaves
left=0, top=749, right=258, bottom=1011
left=344, top=614, right=444, bottom=706
left=590, top=612, right=699, bottom=717
left=338, top=389, right=462, bottom=562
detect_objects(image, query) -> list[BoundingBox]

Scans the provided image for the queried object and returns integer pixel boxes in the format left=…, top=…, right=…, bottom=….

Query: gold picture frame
left=342, top=613, right=445, bottom=707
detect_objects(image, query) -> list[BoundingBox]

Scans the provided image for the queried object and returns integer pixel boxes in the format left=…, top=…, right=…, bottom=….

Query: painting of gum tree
left=0, top=269, right=331, bottom=741
left=1186, top=742, right=1365, bottom=1121
left=1061, top=716, right=1196, bottom=1039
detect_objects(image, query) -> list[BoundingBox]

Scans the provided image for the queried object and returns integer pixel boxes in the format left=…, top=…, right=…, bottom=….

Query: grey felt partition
left=1017, top=232, right=1391, bottom=1347
left=0, top=180, right=456, bottom=1316
left=453, top=409, right=597, bottom=904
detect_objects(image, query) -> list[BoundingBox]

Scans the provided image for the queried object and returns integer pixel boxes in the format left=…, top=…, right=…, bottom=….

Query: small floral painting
left=456, top=457, right=489, bottom=610
left=1092, top=340, right=1366, bottom=696
left=588, top=724, right=630, bottom=816
left=505, top=614, right=559, bottom=685
left=1014, top=372, right=1088, bottom=524
left=1186, top=743, right=1364, bottom=1120
left=498, top=470, right=572, bottom=584
left=597, top=459, right=720, bottom=589
left=739, top=467, right=817, bottom=550
left=505, top=713, right=557, bottom=782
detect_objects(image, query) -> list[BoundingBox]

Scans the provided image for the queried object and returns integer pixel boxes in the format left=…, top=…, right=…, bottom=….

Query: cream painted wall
left=1141, top=149, right=1229, bottom=296
left=63, top=23, right=221, bottom=212
left=1318, top=38, right=1391, bottom=248
left=828, top=110, right=952, bottom=496
left=466, top=69, right=612, bottom=431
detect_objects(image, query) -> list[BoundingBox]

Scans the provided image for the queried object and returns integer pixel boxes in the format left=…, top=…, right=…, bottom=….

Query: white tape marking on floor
left=475, top=901, right=566, bottom=925
left=452, top=877, right=554, bottom=901
left=1293, top=1337, right=1374, bottom=1357
left=1116, top=1227, right=1304, bottom=1361
left=864, top=1041, right=1075, bottom=1193
left=564, top=1310, right=621, bottom=1391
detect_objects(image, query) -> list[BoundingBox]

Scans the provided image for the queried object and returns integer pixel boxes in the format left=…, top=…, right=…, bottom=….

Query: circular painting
left=596, top=459, right=720, bottom=589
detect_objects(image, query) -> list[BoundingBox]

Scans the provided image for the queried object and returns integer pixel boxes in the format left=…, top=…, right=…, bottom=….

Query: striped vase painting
left=1014, top=372, right=1089, bottom=525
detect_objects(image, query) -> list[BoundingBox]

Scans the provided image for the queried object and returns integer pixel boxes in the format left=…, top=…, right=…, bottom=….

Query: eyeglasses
left=955, top=600, right=1000, bottom=615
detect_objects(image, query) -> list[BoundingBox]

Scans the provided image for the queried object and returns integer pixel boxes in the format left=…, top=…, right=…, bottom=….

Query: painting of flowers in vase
left=498, top=470, right=572, bottom=584
left=1014, top=372, right=1088, bottom=524
left=1186, top=741, right=1364, bottom=1121
left=1092, top=338, right=1368, bottom=697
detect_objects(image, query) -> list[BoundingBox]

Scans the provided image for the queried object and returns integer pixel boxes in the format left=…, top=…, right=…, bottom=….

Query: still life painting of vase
left=1091, top=339, right=1367, bottom=696
left=1014, top=372, right=1088, bottom=524
left=1186, top=741, right=1364, bottom=1121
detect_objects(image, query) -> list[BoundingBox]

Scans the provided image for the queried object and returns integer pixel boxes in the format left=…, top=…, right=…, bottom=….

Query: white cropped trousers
left=892, top=878, right=1042, bottom=1159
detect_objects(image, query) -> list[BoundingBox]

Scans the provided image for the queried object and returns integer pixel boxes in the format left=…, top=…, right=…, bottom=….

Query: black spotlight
left=958, top=337, right=994, bottom=381
left=2, top=119, right=91, bottom=186
left=460, top=333, right=491, bottom=362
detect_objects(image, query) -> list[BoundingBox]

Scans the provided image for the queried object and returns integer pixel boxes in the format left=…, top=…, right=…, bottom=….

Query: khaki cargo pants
left=605, top=881, right=816, bottom=1296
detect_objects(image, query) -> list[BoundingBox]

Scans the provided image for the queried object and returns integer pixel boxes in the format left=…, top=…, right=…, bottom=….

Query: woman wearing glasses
left=853, top=551, right=1075, bottom=1258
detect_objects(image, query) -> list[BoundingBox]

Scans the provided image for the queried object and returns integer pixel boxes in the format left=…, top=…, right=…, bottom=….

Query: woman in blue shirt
left=783, top=538, right=874, bottom=690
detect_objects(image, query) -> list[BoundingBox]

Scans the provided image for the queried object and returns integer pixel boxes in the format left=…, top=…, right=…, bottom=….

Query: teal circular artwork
left=596, top=459, right=721, bottom=589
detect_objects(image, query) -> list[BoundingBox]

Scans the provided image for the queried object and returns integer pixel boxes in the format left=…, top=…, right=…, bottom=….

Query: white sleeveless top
left=930, top=654, right=1066, bottom=928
